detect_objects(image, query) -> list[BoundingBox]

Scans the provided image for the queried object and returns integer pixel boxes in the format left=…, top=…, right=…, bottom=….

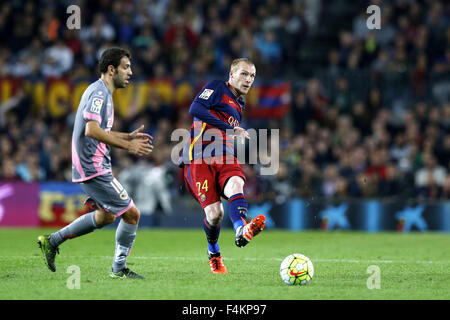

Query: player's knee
left=122, top=206, right=140, bottom=225
left=104, top=213, right=116, bottom=225
left=207, top=212, right=223, bottom=226
left=95, top=210, right=116, bottom=227
left=205, top=204, right=224, bottom=226
left=225, top=176, right=245, bottom=197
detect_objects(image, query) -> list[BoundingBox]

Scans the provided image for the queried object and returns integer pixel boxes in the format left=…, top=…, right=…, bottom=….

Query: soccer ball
left=280, top=253, right=314, bottom=285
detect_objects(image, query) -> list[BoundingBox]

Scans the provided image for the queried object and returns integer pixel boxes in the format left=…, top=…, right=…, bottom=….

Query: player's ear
left=108, top=65, right=115, bottom=76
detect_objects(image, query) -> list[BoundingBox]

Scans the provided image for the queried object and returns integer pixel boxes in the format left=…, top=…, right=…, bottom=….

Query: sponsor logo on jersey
left=228, top=116, right=239, bottom=127
left=107, top=117, right=113, bottom=131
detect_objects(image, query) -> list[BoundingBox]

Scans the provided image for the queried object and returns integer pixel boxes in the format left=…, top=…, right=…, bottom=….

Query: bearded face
left=112, top=56, right=132, bottom=89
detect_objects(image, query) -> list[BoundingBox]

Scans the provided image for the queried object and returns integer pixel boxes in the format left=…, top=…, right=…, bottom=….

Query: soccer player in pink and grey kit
left=38, top=47, right=152, bottom=279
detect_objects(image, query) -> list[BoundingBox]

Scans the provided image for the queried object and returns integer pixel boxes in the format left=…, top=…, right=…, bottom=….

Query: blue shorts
left=79, top=174, right=134, bottom=216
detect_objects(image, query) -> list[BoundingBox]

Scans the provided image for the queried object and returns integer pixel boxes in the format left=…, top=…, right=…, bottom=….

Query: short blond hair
left=230, top=58, right=255, bottom=73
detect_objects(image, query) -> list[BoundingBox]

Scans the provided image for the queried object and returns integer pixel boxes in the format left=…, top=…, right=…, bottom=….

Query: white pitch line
left=13, top=255, right=449, bottom=264
left=131, top=256, right=445, bottom=264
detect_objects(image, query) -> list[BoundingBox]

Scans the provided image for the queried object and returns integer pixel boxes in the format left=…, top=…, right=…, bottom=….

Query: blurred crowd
left=0, top=0, right=449, bottom=211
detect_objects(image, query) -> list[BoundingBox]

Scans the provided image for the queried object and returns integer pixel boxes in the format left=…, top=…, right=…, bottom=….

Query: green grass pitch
left=0, top=228, right=449, bottom=300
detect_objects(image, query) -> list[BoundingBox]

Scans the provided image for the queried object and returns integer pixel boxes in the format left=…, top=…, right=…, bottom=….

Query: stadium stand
left=0, top=0, right=449, bottom=210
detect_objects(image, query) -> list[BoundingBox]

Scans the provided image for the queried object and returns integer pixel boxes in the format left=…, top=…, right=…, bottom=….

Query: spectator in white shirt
left=41, top=39, right=74, bottom=77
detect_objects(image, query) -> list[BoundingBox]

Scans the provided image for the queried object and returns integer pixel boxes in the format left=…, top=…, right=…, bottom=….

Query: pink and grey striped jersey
left=72, top=79, right=114, bottom=182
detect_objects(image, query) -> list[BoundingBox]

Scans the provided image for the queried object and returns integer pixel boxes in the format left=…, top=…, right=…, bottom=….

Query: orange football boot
left=235, top=214, right=266, bottom=247
left=208, top=255, right=228, bottom=274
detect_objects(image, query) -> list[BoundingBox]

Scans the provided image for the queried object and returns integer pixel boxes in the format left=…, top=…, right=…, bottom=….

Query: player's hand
left=128, top=138, right=153, bottom=156
left=128, top=125, right=153, bottom=143
left=232, top=127, right=250, bottom=144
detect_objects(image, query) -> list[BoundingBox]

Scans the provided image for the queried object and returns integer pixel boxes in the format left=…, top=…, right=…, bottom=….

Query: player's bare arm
left=109, top=125, right=153, bottom=142
left=85, top=121, right=153, bottom=156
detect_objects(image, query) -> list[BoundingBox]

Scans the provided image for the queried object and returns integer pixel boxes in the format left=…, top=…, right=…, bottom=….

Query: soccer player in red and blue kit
left=180, top=58, right=266, bottom=273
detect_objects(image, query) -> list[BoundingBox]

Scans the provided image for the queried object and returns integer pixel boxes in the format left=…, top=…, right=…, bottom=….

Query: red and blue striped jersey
left=180, top=80, right=245, bottom=164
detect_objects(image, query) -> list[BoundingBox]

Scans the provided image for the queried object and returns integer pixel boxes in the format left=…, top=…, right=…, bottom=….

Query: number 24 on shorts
left=196, top=180, right=208, bottom=195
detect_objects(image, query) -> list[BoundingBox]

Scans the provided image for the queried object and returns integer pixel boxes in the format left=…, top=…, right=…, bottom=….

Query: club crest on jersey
left=90, top=98, right=103, bottom=114
left=199, top=89, right=214, bottom=100
left=119, top=190, right=129, bottom=200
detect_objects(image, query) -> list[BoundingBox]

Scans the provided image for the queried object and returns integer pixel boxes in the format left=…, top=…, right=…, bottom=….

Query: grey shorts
left=79, top=174, right=134, bottom=216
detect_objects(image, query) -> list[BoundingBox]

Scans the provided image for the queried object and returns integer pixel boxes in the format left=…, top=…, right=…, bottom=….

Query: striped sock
left=228, top=193, right=248, bottom=233
left=203, top=218, right=220, bottom=255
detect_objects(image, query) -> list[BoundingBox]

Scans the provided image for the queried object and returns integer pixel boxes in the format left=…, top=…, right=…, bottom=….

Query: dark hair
left=98, top=47, right=131, bottom=74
